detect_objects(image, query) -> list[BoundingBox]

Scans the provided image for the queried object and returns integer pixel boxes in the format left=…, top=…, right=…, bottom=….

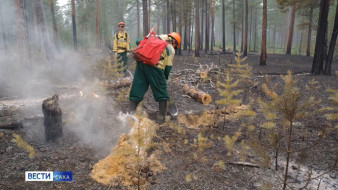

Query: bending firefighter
left=113, top=22, right=130, bottom=72
left=129, top=32, right=181, bottom=123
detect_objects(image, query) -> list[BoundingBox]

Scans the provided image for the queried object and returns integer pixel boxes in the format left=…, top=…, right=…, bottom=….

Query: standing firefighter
left=113, top=22, right=130, bottom=72
left=129, top=32, right=181, bottom=123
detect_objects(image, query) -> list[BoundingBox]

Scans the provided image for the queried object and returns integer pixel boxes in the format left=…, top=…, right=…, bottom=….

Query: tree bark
left=286, top=6, right=296, bottom=54
left=49, top=0, right=60, bottom=52
left=42, top=94, right=63, bottom=143
left=205, top=0, right=210, bottom=52
left=260, top=0, right=267, bottom=66
left=0, top=2, right=7, bottom=50
left=142, top=0, right=149, bottom=36
left=273, top=25, right=276, bottom=53
left=211, top=0, right=215, bottom=51
left=243, top=0, right=248, bottom=56
left=148, top=0, right=151, bottom=28
left=71, top=0, right=78, bottom=50
left=183, top=0, right=188, bottom=50
left=137, top=0, right=140, bottom=38
left=312, top=0, right=329, bottom=75
left=156, top=2, right=161, bottom=34
left=15, top=0, right=29, bottom=61
left=241, top=0, right=244, bottom=52
left=178, top=1, right=182, bottom=55
left=167, top=0, right=170, bottom=33
left=325, top=1, right=338, bottom=75
left=249, top=3, right=253, bottom=52
left=233, top=0, right=236, bottom=53
left=171, top=0, right=176, bottom=32
left=254, top=5, right=257, bottom=52
left=200, top=0, right=204, bottom=50
left=299, top=30, right=303, bottom=55
left=195, top=0, right=200, bottom=57
left=189, top=10, right=193, bottom=53
left=222, top=0, right=226, bottom=53
left=95, top=0, right=100, bottom=49
left=35, top=0, right=52, bottom=60
left=306, top=7, right=313, bottom=56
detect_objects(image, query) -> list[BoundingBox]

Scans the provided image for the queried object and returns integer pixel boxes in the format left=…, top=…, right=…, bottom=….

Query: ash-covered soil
left=0, top=51, right=337, bottom=189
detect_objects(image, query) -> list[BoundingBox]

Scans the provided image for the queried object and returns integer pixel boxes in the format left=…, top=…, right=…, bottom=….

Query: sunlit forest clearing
left=0, top=0, right=337, bottom=189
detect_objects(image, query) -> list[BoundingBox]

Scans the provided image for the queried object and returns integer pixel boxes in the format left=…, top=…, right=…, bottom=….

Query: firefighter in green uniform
left=113, top=22, right=130, bottom=72
left=129, top=32, right=181, bottom=123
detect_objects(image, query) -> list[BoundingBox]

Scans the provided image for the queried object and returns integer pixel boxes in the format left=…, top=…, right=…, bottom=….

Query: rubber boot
left=157, top=101, right=167, bottom=124
left=129, top=100, right=139, bottom=113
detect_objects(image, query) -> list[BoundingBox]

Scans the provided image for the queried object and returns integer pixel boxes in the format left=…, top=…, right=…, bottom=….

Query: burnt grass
left=1, top=51, right=338, bottom=189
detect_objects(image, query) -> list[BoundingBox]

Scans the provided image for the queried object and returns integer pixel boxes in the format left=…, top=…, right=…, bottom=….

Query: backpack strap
left=116, top=32, right=127, bottom=40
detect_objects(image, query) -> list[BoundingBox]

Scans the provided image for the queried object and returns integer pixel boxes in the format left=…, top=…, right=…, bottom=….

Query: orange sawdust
left=90, top=116, right=165, bottom=188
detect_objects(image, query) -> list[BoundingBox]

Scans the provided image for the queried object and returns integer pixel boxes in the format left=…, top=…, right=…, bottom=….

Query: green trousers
left=117, top=52, right=128, bottom=72
left=129, top=63, right=169, bottom=102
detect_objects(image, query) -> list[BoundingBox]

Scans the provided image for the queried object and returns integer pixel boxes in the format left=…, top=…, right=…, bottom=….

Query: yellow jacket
left=113, top=31, right=130, bottom=53
left=156, top=34, right=175, bottom=70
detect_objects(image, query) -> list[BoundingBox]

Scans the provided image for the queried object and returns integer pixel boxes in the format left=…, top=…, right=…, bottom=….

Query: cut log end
left=182, top=84, right=212, bottom=105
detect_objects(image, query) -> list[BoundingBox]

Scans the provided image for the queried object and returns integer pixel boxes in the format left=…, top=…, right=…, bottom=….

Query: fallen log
left=42, top=94, right=63, bottom=142
left=182, top=84, right=212, bottom=105
left=228, top=161, right=260, bottom=168
left=101, top=77, right=133, bottom=89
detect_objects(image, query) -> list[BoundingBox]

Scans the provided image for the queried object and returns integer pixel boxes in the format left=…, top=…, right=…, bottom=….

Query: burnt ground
left=0, top=51, right=338, bottom=189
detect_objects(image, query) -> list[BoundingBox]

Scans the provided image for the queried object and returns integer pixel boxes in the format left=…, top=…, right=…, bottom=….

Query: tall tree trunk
left=171, top=0, right=176, bottom=32
left=205, top=0, right=210, bottom=52
left=148, top=0, right=151, bottom=28
left=241, top=0, right=244, bottom=52
left=167, top=0, right=170, bottom=33
left=142, top=0, right=149, bottom=36
left=162, top=2, right=166, bottom=34
left=243, top=0, right=248, bottom=56
left=0, top=1, right=7, bottom=50
left=254, top=5, right=257, bottom=52
left=71, top=0, right=77, bottom=50
left=249, top=3, right=253, bottom=52
left=95, top=0, right=100, bottom=49
left=189, top=9, right=193, bottom=53
left=260, top=0, right=267, bottom=66
left=286, top=6, right=296, bottom=54
left=156, top=3, right=160, bottom=34
left=49, top=0, right=60, bottom=52
left=299, top=30, right=303, bottom=55
left=137, top=0, right=140, bottom=38
left=325, top=1, right=338, bottom=75
left=273, top=25, right=276, bottom=53
left=200, top=0, right=204, bottom=50
left=183, top=0, right=188, bottom=50
left=312, top=0, right=329, bottom=75
left=306, top=6, right=313, bottom=56
left=195, top=0, right=200, bottom=57
left=35, top=0, right=52, bottom=59
left=211, top=0, right=215, bottom=51
left=222, top=0, right=226, bottom=53
left=178, top=1, right=182, bottom=55
left=233, top=0, right=236, bottom=53
left=15, top=0, right=29, bottom=61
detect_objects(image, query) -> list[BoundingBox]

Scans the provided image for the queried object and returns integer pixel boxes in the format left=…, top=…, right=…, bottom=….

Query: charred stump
left=42, top=94, right=62, bottom=142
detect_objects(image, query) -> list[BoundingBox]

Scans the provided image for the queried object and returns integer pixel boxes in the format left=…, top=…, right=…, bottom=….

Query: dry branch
left=182, top=84, right=212, bottom=105
left=228, top=161, right=260, bottom=168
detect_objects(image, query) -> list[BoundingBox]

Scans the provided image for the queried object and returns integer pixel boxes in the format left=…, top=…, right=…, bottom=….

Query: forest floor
left=0, top=51, right=337, bottom=189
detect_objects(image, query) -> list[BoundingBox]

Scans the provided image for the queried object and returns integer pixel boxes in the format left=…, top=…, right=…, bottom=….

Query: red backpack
left=132, top=29, right=167, bottom=66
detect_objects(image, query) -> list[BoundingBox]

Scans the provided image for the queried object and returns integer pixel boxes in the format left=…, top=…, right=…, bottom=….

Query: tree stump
left=42, top=94, right=62, bottom=142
